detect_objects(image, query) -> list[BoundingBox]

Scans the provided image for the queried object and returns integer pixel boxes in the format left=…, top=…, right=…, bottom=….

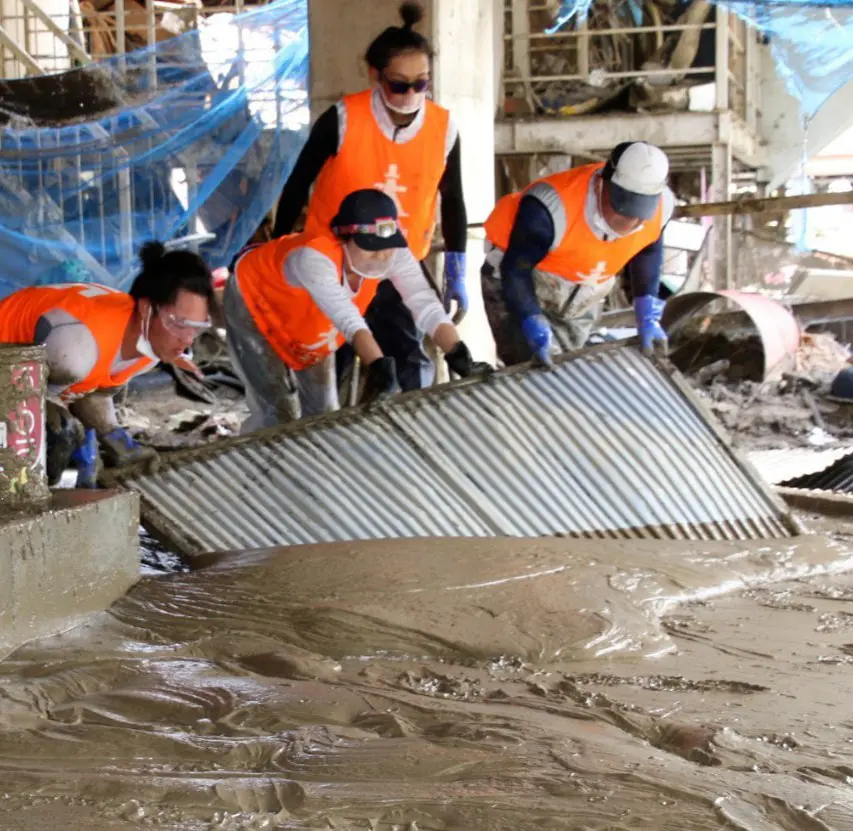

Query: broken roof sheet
left=107, top=345, right=798, bottom=557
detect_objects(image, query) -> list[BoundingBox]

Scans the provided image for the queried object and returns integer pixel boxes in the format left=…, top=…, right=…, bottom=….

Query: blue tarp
left=0, top=0, right=308, bottom=297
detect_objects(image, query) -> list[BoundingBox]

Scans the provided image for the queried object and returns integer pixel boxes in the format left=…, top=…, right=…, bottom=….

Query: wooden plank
left=676, top=191, right=853, bottom=219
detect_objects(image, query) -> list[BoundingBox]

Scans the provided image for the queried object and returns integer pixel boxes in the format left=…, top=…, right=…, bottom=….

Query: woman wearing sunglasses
left=0, top=241, right=214, bottom=486
left=272, top=1, right=468, bottom=395
left=224, top=189, right=488, bottom=433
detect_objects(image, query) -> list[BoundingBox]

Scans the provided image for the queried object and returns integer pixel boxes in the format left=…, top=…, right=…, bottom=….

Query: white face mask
left=344, top=245, right=392, bottom=280
left=136, top=307, right=159, bottom=362
left=378, top=85, right=424, bottom=116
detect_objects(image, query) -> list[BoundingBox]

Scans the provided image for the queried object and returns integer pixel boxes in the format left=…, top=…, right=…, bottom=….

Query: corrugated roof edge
left=102, top=342, right=805, bottom=547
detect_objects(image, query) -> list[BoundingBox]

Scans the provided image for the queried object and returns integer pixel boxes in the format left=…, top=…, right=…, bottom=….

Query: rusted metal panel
left=109, top=345, right=796, bottom=557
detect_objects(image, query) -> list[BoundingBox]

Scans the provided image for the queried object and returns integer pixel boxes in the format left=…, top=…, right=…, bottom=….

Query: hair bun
left=399, top=1, right=424, bottom=29
left=139, top=240, right=167, bottom=270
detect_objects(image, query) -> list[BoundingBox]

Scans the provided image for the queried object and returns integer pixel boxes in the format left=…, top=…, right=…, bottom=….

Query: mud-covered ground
left=2, top=529, right=853, bottom=829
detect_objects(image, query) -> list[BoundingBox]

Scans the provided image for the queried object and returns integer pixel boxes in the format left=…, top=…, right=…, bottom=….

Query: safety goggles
left=159, top=309, right=212, bottom=338
left=382, top=75, right=430, bottom=95
left=333, top=217, right=398, bottom=238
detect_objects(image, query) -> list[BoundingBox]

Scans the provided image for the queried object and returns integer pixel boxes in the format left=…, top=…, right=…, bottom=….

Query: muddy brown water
left=3, top=529, right=853, bottom=830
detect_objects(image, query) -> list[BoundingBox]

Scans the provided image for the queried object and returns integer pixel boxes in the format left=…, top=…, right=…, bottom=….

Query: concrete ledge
left=0, top=489, right=139, bottom=659
left=777, top=486, right=853, bottom=518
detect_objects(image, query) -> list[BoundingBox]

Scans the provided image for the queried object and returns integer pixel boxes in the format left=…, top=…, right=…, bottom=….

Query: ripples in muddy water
left=1, top=534, right=853, bottom=830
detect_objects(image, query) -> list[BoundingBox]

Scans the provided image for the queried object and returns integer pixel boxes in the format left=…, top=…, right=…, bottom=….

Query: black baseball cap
left=330, top=189, right=408, bottom=251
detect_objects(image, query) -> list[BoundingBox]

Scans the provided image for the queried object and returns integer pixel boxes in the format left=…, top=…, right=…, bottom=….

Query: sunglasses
left=333, top=217, right=398, bottom=238
left=382, top=74, right=430, bottom=95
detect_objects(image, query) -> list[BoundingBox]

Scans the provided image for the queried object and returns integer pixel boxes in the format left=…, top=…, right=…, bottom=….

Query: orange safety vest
left=304, top=89, right=450, bottom=261
left=484, top=163, right=663, bottom=284
left=236, top=233, right=380, bottom=371
left=0, top=283, right=153, bottom=401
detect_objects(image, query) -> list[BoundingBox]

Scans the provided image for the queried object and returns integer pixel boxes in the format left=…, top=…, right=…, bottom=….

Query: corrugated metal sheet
left=111, top=345, right=797, bottom=557
left=782, top=453, right=853, bottom=493
left=748, top=445, right=853, bottom=486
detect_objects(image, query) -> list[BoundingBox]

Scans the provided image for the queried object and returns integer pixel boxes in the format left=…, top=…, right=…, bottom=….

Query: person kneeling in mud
left=224, top=188, right=490, bottom=433
left=0, top=242, right=214, bottom=487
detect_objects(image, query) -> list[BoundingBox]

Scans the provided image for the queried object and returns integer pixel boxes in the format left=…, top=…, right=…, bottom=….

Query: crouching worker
left=0, top=242, right=214, bottom=487
left=224, top=188, right=490, bottom=433
left=482, top=141, right=674, bottom=367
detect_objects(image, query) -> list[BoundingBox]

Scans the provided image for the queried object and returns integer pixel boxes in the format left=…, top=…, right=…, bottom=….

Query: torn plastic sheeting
left=662, top=290, right=802, bottom=381
left=105, top=344, right=799, bottom=558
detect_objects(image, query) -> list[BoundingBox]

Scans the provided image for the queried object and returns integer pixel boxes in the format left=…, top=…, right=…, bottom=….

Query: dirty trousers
left=480, top=260, right=602, bottom=368
left=222, top=277, right=338, bottom=434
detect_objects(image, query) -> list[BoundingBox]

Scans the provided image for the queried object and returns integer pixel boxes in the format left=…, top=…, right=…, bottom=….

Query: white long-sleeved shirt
left=281, top=244, right=452, bottom=343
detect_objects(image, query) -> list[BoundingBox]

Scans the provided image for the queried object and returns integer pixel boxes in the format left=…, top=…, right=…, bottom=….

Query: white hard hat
left=605, top=142, right=670, bottom=220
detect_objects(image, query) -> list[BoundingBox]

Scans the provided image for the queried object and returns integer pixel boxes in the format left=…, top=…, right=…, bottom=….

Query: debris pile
left=681, top=332, right=853, bottom=451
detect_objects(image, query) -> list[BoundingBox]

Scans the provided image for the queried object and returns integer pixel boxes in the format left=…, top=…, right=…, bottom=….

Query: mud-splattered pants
left=222, top=277, right=338, bottom=434
left=480, top=247, right=606, bottom=368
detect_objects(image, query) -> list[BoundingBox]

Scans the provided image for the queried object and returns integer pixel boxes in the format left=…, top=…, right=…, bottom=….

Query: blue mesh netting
left=722, top=1, right=852, bottom=118
left=548, top=0, right=853, bottom=119
left=0, top=0, right=308, bottom=298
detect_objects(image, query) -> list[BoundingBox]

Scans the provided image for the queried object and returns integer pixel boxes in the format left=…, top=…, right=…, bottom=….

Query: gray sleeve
left=34, top=309, right=99, bottom=398
left=283, top=247, right=370, bottom=342
left=68, top=391, right=119, bottom=436
left=525, top=182, right=567, bottom=251
left=386, top=248, right=453, bottom=337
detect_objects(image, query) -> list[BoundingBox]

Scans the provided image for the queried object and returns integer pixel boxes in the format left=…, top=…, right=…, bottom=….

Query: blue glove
left=521, top=314, right=553, bottom=367
left=443, top=251, right=468, bottom=316
left=634, top=294, right=668, bottom=357
left=100, top=427, right=160, bottom=471
left=71, top=427, right=99, bottom=489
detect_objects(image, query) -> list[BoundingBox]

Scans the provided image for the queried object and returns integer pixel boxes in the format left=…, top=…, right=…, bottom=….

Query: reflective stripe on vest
left=484, top=163, right=663, bottom=285
left=0, top=283, right=152, bottom=401
left=236, top=233, right=380, bottom=371
left=304, top=89, right=449, bottom=261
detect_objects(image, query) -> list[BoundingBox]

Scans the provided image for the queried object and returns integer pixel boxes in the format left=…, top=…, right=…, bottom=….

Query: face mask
left=344, top=246, right=391, bottom=280
left=378, top=85, right=424, bottom=116
left=135, top=307, right=159, bottom=362
left=593, top=185, right=628, bottom=240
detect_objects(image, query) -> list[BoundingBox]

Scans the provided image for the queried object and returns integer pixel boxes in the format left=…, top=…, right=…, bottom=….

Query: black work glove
left=360, top=356, right=397, bottom=405
left=445, top=342, right=495, bottom=378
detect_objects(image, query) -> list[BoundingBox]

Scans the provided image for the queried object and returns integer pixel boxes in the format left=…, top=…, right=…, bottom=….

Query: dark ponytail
left=365, top=2, right=432, bottom=72
left=129, top=240, right=213, bottom=306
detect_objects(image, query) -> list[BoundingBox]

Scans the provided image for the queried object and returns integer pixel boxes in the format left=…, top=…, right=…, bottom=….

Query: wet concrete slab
left=0, top=489, right=139, bottom=659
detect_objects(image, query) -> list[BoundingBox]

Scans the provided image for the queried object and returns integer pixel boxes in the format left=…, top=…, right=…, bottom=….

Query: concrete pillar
left=307, top=0, right=498, bottom=363
left=431, top=0, right=497, bottom=363
left=711, top=141, right=733, bottom=290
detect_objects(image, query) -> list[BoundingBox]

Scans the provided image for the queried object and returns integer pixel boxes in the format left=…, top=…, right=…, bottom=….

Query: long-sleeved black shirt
left=272, top=101, right=467, bottom=254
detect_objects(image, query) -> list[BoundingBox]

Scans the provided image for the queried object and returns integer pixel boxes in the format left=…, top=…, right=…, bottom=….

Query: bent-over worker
left=272, top=1, right=468, bottom=392
left=482, top=141, right=674, bottom=367
left=225, top=188, right=489, bottom=433
left=0, top=242, right=213, bottom=486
